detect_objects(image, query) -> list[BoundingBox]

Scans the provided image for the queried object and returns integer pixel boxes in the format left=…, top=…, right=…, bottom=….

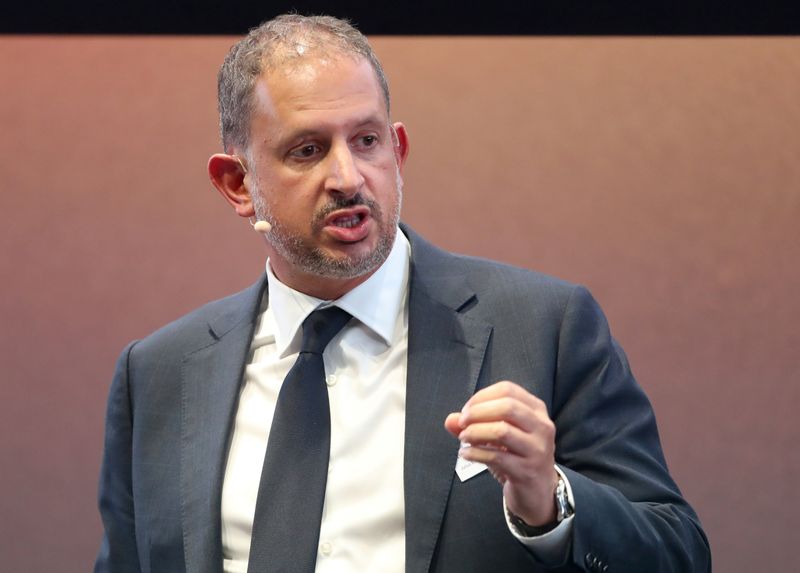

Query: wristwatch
left=509, top=474, right=574, bottom=537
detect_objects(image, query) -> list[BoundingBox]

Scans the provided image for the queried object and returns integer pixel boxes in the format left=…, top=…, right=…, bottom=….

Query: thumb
left=444, top=412, right=463, bottom=437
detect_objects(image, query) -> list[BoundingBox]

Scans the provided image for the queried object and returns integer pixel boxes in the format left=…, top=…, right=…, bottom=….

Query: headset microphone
left=235, top=157, right=270, bottom=234
left=253, top=220, right=272, bottom=233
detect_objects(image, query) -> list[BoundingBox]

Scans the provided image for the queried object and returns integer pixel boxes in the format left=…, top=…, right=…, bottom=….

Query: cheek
left=259, top=173, right=303, bottom=208
left=264, top=183, right=322, bottom=225
left=364, top=160, right=398, bottom=188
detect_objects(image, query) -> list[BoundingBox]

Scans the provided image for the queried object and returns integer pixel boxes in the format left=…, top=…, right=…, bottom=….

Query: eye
left=289, top=143, right=321, bottom=159
left=353, top=134, right=379, bottom=151
left=361, top=134, right=378, bottom=147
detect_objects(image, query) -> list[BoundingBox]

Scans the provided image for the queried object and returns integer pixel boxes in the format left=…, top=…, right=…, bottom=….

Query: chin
left=316, top=240, right=390, bottom=280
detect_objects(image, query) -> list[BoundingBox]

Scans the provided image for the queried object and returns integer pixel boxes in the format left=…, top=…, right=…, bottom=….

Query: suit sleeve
left=549, top=286, right=711, bottom=572
left=95, top=341, right=143, bottom=573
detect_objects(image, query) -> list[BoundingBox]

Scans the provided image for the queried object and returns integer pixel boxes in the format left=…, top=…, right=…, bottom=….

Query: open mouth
left=323, top=207, right=371, bottom=242
left=330, top=212, right=364, bottom=228
left=324, top=206, right=370, bottom=228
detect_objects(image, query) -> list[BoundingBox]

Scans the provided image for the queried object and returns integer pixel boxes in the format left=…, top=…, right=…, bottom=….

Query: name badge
left=455, top=443, right=489, bottom=482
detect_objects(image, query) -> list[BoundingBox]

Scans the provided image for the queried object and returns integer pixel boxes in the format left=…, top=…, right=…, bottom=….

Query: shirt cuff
left=503, top=465, right=575, bottom=564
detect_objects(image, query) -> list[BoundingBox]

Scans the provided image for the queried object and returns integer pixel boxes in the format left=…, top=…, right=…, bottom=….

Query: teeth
left=334, top=215, right=360, bottom=228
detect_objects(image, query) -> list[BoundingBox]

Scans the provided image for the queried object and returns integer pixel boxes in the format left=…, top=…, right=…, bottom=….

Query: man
left=96, top=14, right=711, bottom=573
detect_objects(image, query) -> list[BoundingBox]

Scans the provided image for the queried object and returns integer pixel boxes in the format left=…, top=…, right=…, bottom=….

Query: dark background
left=4, top=1, right=800, bottom=34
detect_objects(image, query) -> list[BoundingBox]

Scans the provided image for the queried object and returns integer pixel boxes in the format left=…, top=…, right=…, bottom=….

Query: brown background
left=1, top=36, right=798, bottom=571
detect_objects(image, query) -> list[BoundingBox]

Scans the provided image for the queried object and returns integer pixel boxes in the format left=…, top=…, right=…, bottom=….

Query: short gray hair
left=217, top=14, right=391, bottom=153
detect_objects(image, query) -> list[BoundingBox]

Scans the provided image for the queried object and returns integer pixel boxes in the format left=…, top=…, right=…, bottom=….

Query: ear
left=208, top=153, right=254, bottom=218
left=391, top=122, right=410, bottom=170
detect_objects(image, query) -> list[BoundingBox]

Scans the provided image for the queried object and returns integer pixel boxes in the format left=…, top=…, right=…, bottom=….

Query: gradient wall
left=1, top=36, right=798, bottom=571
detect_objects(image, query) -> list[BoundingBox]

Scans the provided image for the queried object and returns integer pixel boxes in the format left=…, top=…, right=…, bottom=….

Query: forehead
left=249, top=56, right=388, bottom=142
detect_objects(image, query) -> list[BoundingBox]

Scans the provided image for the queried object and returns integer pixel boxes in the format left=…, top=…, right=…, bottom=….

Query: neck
left=268, top=263, right=379, bottom=301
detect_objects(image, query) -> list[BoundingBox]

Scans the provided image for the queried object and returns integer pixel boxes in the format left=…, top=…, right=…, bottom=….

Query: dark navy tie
left=247, top=306, right=352, bottom=573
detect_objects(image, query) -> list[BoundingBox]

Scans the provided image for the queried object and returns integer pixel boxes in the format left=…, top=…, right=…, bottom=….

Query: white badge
left=455, top=443, right=489, bottom=482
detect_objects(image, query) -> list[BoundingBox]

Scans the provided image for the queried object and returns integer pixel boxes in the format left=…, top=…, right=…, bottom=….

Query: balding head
left=217, top=14, right=391, bottom=154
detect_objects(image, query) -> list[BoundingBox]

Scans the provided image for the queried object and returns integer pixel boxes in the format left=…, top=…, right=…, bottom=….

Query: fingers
left=460, top=396, right=540, bottom=433
left=449, top=380, right=556, bottom=481
left=458, top=418, right=554, bottom=467
left=445, top=380, right=559, bottom=526
left=444, top=381, right=554, bottom=457
left=463, top=380, right=543, bottom=416
left=444, top=412, right=462, bottom=437
left=460, top=382, right=550, bottom=433
left=458, top=420, right=547, bottom=458
left=445, top=381, right=544, bottom=435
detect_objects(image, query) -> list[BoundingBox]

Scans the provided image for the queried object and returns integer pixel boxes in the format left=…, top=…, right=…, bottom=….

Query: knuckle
left=496, top=421, right=510, bottom=440
left=539, top=419, right=555, bottom=442
left=497, top=380, right=515, bottom=395
left=500, top=397, right=516, bottom=417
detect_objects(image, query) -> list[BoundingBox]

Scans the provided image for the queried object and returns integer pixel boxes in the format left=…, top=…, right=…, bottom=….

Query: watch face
left=555, top=477, right=572, bottom=522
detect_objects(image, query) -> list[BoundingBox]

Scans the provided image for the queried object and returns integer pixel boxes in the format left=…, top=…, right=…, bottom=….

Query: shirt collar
left=264, top=228, right=410, bottom=358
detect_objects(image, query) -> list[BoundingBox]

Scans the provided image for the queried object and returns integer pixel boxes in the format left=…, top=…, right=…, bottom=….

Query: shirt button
left=319, top=540, right=333, bottom=556
left=326, top=374, right=337, bottom=387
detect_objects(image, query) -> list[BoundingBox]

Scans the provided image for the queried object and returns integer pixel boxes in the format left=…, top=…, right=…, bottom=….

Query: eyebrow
left=280, top=115, right=387, bottom=145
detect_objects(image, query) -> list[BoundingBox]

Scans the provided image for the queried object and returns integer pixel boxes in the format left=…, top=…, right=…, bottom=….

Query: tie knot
left=300, top=306, right=352, bottom=355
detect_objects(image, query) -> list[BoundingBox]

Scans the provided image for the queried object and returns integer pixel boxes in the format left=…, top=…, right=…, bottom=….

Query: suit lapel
left=180, top=278, right=267, bottom=573
left=403, top=230, right=493, bottom=573
left=174, top=229, right=491, bottom=573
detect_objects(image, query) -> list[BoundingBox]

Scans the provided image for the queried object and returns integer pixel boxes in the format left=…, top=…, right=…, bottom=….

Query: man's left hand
left=444, top=381, right=559, bottom=527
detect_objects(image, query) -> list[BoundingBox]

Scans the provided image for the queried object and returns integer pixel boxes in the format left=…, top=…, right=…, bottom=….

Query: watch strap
left=508, top=474, right=573, bottom=537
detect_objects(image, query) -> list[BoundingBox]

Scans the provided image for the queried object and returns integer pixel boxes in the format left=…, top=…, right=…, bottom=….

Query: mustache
left=313, top=193, right=380, bottom=222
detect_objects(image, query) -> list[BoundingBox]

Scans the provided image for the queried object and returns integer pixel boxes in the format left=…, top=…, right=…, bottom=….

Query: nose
left=324, top=143, right=364, bottom=198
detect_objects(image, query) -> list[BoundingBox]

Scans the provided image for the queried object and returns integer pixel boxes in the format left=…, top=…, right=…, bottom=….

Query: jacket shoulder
left=130, top=276, right=266, bottom=359
left=406, top=225, right=580, bottom=315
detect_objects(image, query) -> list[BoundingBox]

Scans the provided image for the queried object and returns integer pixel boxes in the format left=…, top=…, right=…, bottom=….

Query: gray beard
left=250, top=172, right=402, bottom=280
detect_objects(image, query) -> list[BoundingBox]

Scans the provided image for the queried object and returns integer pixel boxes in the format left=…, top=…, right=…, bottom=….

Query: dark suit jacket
left=95, top=226, right=710, bottom=572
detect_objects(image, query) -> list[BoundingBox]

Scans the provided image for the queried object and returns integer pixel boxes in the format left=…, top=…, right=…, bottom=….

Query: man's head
left=208, top=15, right=409, bottom=300
left=217, top=14, right=392, bottom=156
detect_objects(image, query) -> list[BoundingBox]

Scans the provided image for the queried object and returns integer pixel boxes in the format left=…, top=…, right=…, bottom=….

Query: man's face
left=243, top=55, right=407, bottom=296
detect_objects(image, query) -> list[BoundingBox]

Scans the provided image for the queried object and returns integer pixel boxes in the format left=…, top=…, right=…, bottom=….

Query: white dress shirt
left=220, top=228, right=573, bottom=572
left=221, top=231, right=410, bottom=573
